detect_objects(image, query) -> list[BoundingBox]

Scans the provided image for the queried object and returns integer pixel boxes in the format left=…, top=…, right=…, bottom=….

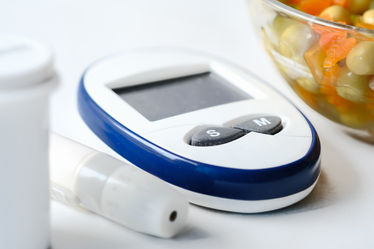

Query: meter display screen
left=113, top=73, right=252, bottom=121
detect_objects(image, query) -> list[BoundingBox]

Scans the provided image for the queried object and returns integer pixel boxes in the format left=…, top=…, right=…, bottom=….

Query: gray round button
left=232, top=115, right=282, bottom=135
left=190, top=126, right=245, bottom=146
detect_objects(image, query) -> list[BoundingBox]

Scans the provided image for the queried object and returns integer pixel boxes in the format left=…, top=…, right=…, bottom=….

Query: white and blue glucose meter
left=78, top=48, right=321, bottom=213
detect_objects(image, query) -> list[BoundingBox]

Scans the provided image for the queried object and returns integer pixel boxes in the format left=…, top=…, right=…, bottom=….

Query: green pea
left=351, top=14, right=362, bottom=25
left=272, top=15, right=299, bottom=38
left=346, top=41, right=374, bottom=75
left=339, top=111, right=370, bottom=128
left=279, top=23, right=315, bottom=62
left=348, top=0, right=371, bottom=14
left=296, top=77, right=320, bottom=93
left=320, top=5, right=351, bottom=24
left=362, top=9, right=374, bottom=24
left=336, top=67, right=370, bottom=103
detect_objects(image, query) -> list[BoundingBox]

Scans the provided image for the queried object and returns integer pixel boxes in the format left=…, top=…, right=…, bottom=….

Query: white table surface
left=1, top=0, right=374, bottom=248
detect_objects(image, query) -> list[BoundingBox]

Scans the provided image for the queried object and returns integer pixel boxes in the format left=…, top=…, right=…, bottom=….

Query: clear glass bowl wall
left=249, top=0, right=374, bottom=137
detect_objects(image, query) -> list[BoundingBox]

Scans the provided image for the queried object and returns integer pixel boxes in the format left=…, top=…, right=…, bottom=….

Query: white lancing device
left=49, top=133, right=189, bottom=238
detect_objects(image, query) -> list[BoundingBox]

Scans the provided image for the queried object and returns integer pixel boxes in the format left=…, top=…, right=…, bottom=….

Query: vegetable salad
left=262, top=0, right=374, bottom=131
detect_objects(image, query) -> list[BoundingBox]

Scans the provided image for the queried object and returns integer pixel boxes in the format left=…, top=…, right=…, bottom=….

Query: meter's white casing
left=78, top=48, right=320, bottom=213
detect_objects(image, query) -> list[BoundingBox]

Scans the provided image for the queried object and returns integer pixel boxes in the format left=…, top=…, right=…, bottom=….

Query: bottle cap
left=0, top=35, right=54, bottom=89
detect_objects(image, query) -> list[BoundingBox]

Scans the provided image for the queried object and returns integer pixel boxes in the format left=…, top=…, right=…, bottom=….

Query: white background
left=1, top=0, right=373, bottom=248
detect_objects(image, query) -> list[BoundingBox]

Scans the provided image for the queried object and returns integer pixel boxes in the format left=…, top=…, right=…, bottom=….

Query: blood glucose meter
left=78, top=48, right=321, bottom=213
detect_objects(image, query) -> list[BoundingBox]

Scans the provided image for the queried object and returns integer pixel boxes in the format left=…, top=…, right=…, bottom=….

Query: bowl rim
left=261, top=0, right=374, bottom=35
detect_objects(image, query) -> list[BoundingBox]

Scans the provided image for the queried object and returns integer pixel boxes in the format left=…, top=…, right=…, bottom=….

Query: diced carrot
left=314, top=23, right=374, bottom=44
left=304, top=44, right=326, bottom=84
left=299, top=0, right=332, bottom=15
left=323, top=37, right=356, bottom=67
left=318, top=32, right=345, bottom=51
left=322, top=64, right=340, bottom=85
left=308, top=24, right=357, bottom=107
left=312, top=24, right=356, bottom=66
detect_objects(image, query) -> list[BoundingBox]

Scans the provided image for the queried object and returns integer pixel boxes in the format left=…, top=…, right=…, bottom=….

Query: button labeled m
left=252, top=118, right=271, bottom=126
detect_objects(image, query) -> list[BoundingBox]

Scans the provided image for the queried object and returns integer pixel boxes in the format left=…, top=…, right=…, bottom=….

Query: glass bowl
left=248, top=0, right=374, bottom=138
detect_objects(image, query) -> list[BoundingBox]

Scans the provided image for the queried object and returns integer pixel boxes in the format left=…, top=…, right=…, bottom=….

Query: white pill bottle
left=0, top=35, right=56, bottom=249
